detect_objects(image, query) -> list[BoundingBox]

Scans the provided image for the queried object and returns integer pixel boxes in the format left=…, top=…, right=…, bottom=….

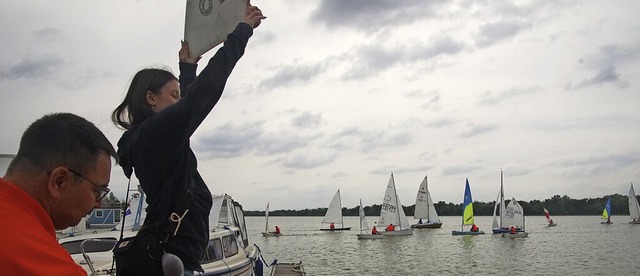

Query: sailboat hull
left=320, top=227, right=351, bottom=231
left=501, top=232, right=529, bottom=238
left=357, top=234, right=384, bottom=239
left=547, top=223, right=557, bottom=227
left=411, top=222, right=443, bottom=228
left=492, top=227, right=523, bottom=234
left=261, top=232, right=281, bottom=237
left=600, top=221, right=613, bottom=224
left=381, top=229, right=414, bottom=236
left=629, top=221, right=640, bottom=224
left=452, top=230, right=485, bottom=235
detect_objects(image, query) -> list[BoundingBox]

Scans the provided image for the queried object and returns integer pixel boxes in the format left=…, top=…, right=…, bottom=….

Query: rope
left=168, top=209, right=189, bottom=236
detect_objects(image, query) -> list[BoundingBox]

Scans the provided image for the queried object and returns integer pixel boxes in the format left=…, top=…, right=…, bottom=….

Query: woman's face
left=146, top=80, right=181, bottom=113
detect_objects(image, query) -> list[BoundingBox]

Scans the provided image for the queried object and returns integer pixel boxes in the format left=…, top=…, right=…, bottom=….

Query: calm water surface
left=247, top=216, right=640, bottom=275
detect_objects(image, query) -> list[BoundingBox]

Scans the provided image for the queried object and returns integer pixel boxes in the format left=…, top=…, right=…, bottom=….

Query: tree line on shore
left=244, top=193, right=635, bottom=217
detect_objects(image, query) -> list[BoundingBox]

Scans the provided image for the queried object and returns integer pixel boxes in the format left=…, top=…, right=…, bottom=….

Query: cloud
left=474, top=19, right=532, bottom=48
left=441, top=164, right=484, bottom=176
left=552, top=151, right=640, bottom=176
left=407, top=90, right=441, bottom=110
left=259, top=61, right=328, bottom=89
left=280, top=152, right=339, bottom=169
left=0, top=55, right=64, bottom=80
left=310, top=0, right=444, bottom=32
left=32, top=27, right=63, bottom=42
left=478, top=86, right=542, bottom=105
left=193, top=121, right=265, bottom=158
left=458, top=123, right=497, bottom=138
left=291, top=111, right=322, bottom=129
left=344, top=35, right=465, bottom=80
left=569, top=44, right=638, bottom=89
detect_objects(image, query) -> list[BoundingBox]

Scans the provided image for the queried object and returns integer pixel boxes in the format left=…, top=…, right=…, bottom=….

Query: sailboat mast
left=339, top=190, right=344, bottom=227
left=425, top=175, right=430, bottom=221
left=264, top=202, right=269, bottom=233
left=500, top=170, right=504, bottom=227
left=393, top=174, right=402, bottom=228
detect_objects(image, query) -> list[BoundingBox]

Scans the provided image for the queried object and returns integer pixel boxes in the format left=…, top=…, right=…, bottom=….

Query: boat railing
left=80, top=238, right=117, bottom=275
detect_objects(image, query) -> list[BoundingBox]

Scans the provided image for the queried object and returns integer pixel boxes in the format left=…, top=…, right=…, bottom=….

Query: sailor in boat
left=549, top=219, right=554, bottom=225
left=372, top=226, right=378, bottom=235
left=471, top=224, right=479, bottom=232
left=330, top=222, right=335, bottom=229
left=275, top=226, right=281, bottom=234
left=385, top=224, right=395, bottom=232
left=510, top=226, right=516, bottom=234
left=607, top=218, right=611, bottom=224
left=418, top=219, right=423, bottom=224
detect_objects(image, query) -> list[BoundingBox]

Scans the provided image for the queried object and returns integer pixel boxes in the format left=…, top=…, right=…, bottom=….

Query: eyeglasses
left=65, top=167, right=110, bottom=202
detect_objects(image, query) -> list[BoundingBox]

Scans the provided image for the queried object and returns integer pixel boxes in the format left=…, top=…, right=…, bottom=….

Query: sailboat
left=501, top=198, right=529, bottom=238
left=261, top=202, right=281, bottom=237
left=410, top=175, right=442, bottom=229
left=356, top=199, right=384, bottom=239
left=491, top=170, right=521, bottom=234
left=378, top=173, right=414, bottom=236
left=601, top=196, right=613, bottom=224
left=544, top=208, right=557, bottom=226
left=629, top=183, right=640, bottom=224
left=320, top=189, right=351, bottom=231
left=452, top=178, right=485, bottom=235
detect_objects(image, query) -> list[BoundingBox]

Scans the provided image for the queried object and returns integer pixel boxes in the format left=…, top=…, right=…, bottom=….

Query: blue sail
left=462, top=178, right=474, bottom=225
left=602, top=197, right=611, bottom=220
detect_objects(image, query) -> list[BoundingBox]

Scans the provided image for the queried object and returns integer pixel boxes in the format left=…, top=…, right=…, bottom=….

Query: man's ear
left=47, top=167, right=68, bottom=199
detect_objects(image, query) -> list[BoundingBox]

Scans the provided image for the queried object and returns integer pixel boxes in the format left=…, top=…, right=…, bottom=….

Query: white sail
left=397, top=195, right=410, bottom=229
left=322, top=189, right=344, bottom=226
left=629, top=184, right=640, bottom=221
left=414, top=176, right=429, bottom=219
left=503, top=198, right=525, bottom=229
left=492, top=170, right=506, bottom=229
left=264, top=202, right=270, bottom=233
left=414, top=175, right=441, bottom=223
left=359, top=199, right=369, bottom=234
left=379, top=174, right=400, bottom=227
left=426, top=191, right=440, bottom=223
left=491, top=192, right=500, bottom=229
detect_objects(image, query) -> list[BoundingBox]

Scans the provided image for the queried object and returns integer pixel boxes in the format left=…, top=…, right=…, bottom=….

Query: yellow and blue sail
left=463, top=178, right=474, bottom=226
left=602, top=197, right=611, bottom=220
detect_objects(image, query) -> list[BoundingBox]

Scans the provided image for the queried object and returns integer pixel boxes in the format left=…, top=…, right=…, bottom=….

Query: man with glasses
left=0, top=113, right=117, bottom=275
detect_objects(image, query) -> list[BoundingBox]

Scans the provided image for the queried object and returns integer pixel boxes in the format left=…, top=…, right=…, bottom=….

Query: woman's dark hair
left=112, top=68, right=177, bottom=129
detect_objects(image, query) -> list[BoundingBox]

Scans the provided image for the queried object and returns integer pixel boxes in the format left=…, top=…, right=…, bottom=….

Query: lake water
left=247, top=215, right=640, bottom=275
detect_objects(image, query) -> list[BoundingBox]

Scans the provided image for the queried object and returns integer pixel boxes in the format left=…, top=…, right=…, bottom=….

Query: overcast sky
left=1, top=0, right=639, bottom=211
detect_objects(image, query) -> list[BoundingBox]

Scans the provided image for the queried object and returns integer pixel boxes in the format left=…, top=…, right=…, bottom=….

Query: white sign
left=184, top=0, right=247, bottom=57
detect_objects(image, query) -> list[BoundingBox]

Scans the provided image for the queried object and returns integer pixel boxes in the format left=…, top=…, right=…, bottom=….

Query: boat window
left=201, top=238, right=223, bottom=264
left=95, top=210, right=103, bottom=218
left=222, top=235, right=238, bottom=257
left=60, top=238, right=118, bottom=255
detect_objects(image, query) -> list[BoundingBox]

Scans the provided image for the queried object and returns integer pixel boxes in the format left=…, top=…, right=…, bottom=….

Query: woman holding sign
left=111, top=3, right=265, bottom=275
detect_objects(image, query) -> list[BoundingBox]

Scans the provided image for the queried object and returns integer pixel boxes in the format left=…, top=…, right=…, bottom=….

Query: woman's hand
left=244, top=2, right=266, bottom=29
left=179, top=40, right=202, bottom=64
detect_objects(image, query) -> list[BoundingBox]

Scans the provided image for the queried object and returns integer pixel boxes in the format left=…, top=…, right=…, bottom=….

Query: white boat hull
left=381, top=228, right=414, bottom=236
left=357, top=233, right=384, bottom=239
